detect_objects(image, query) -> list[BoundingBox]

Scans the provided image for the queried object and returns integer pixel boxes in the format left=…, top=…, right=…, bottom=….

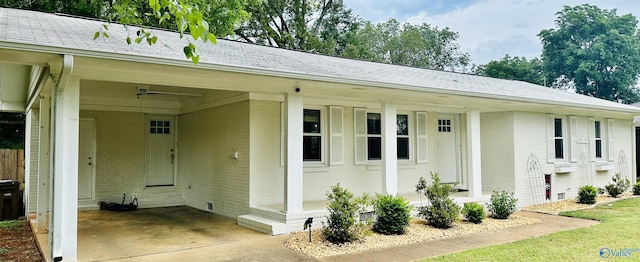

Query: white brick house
left=1, top=8, right=639, bottom=261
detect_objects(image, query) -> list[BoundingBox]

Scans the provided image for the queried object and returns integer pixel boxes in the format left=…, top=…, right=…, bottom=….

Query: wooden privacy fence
left=0, top=149, right=24, bottom=186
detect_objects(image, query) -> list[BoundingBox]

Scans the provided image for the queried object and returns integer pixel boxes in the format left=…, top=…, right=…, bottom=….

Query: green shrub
left=487, top=191, right=518, bottom=219
left=417, top=172, right=460, bottom=229
left=462, top=202, right=485, bottom=224
left=372, top=194, right=412, bottom=235
left=577, top=185, right=598, bottom=204
left=605, top=173, right=630, bottom=198
left=323, top=184, right=360, bottom=244
left=633, top=182, right=640, bottom=195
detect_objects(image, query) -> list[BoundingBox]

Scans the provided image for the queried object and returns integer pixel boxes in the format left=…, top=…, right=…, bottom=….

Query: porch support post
left=466, top=109, right=482, bottom=198
left=284, top=93, right=303, bottom=212
left=36, top=96, right=50, bottom=233
left=381, top=102, right=398, bottom=195
left=50, top=74, right=79, bottom=261
left=24, top=108, right=33, bottom=216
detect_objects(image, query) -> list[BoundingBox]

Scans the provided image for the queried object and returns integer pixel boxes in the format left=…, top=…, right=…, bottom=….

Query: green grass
left=421, top=198, right=640, bottom=261
left=0, top=219, right=23, bottom=230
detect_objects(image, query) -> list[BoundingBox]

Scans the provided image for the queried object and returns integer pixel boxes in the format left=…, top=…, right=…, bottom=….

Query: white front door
left=437, top=114, right=459, bottom=183
left=78, top=119, right=95, bottom=201
left=146, top=116, right=175, bottom=186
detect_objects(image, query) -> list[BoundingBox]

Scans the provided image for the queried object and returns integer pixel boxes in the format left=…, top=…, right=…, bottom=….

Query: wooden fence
left=0, top=149, right=24, bottom=186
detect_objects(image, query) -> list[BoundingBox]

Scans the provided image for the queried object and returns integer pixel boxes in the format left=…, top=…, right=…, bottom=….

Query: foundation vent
left=207, top=202, right=213, bottom=211
left=557, top=193, right=565, bottom=200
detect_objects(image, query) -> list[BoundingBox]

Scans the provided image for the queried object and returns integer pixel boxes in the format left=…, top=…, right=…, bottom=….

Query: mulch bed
left=0, top=218, right=43, bottom=262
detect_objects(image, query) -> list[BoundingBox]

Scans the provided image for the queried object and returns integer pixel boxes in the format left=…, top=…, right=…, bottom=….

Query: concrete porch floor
left=31, top=206, right=310, bottom=262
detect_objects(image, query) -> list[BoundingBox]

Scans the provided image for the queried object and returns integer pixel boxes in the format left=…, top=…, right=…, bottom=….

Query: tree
left=343, top=19, right=470, bottom=71
left=539, top=4, right=640, bottom=103
left=0, top=0, right=111, bottom=19
left=0, top=113, right=25, bottom=149
left=234, top=0, right=360, bottom=56
left=475, top=55, right=545, bottom=86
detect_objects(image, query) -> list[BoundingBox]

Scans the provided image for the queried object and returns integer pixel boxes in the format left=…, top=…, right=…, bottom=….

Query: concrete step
left=237, top=214, right=288, bottom=235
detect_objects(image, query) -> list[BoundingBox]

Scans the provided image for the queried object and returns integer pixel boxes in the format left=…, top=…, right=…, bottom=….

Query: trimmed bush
left=577, top=185, right=598, bottom=204
left=323, top=184, right=360, bottom=244
left=417, top=172, right=460, bottom=229
left=487, top=191, right=518, bottom=219
left=634, top=182, right=640, bottom=195
left=605, top=173, right=630, bottom=198
left=372, top=194, right=412, bottom=235
left=462, top=202, right=485, bottom=224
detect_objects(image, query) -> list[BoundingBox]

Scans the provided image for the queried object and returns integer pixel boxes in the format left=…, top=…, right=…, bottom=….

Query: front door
left=78, top=119, right=95, bottom=201
left=145, top=116, right=175, bottom=186
left=437, top=114, right=459, bottom=183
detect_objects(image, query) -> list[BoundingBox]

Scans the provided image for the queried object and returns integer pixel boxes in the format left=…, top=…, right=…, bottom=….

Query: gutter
left=1, top=41, right=639, bottom=115
left=49, top=54, right=73, bottom=262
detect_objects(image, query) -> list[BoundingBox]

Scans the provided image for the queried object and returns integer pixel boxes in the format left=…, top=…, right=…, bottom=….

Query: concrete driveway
left=34, top=206, right=314, bottom=261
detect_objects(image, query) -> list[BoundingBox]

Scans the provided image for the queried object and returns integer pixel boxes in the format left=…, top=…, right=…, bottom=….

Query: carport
left=30, top=206, right=273, bottom=261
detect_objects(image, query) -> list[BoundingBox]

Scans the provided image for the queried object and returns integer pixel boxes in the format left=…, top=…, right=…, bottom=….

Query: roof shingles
left=1, top=8, right=639, bottom=113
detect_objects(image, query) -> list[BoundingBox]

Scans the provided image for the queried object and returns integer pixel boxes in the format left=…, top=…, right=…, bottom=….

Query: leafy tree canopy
left=539, top=4, right=640, bottom=103
left=343, top=19, right=470, bottom=71
left=475, top=55, right=544, bottom=86
left=234, top=0, right=359, bottom=56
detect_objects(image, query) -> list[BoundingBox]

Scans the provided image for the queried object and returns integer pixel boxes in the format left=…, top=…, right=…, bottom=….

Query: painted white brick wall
left=80, top=111, right=184, bottom=208
left=249, top=100, right=284, bottom=207
left=480, top=112, right=515, bottom=193
left=27, top=109, right=40, bottom=213
left=179, top=101, right=251, bottom=218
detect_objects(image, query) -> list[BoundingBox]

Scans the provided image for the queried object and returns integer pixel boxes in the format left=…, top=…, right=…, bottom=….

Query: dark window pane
left=555, top=139, right=563, bottom=159
left=303, top=136, right=321, bottom=161
left=368, top=137, right=381, bottom=160
left=397, top=114, right=408, bottom=135
left=595, top=121, right=601, bottom=138
left=367, top=113, right=381, bottom=135
left=554, top=118, right=562, bottom=137
left=596, top=140, right=602, bottom=158
left=303, top=109, right=321, bottom=133
left=397, top=138, right=409, bottom=159
left=164, top=128, right=170, bottom=134
left=150, top=128, right=156, bottom=134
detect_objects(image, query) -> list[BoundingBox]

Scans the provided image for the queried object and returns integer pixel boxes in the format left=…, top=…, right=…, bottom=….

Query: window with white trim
left=366, top=113, right=410, bottom=160
left=554, top=118, right=564, bottom=159
left=594, top=120, right=603, bottom=159
left=303, top=109, right=322, bottom=161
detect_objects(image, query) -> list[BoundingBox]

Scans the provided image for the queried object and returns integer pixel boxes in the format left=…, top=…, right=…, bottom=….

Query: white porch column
left=36, top=96, right=50, bottom=233
left=284, top=94, right=303, bottom=212
left=466, top=109, right=482, bottom=198
left=50, top=76, right=79, bottom=261
left=24, top=109, right=32, bottom=216
left=381, top=102, right=398, bottom=195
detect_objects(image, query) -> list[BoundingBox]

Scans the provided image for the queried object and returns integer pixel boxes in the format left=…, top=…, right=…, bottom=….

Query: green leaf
left=183, top=46, right=193, bottom=58
left=102, top=24, right=108, bottom=30
left=93, top=31, right=100, bottom=40
left=191, top=55, right=200, bottom=65
left=135, top=37, right=142, bottom=44
left=207, top=34, right=217, bottom=44
left=126, top=37, right=132, bottom=45
left=150, top=36, right=157, bottom=45
left=102, top=32, right=109, bottom=38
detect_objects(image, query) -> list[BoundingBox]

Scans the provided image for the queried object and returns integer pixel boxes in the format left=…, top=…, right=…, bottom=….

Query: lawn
left=422, top=197, right=640, bottom=261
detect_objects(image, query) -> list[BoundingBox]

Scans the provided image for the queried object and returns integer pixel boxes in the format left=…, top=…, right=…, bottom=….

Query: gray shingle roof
left=1, top=8, right=639, bottom=113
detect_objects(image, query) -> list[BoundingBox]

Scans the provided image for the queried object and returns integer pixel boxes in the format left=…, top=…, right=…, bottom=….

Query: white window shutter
left=589, top=117, right=595, bottom=161
left=569, top=116, right=578, bottom=163
left=607, top=119, right=615, bottom=162
left=416, top=112, right=428, bottom=163
left=354, top=108, right=367, bottom=165
left=546, top=114, right=555, bottom=163
left=329, top=106, right=344, bottom=165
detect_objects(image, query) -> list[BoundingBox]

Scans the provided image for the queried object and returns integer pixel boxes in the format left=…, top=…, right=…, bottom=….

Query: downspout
left=49, top=54, right=73, bottom=262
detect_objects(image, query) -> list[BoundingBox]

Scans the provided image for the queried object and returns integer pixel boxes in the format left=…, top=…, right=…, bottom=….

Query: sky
left=343, top=0, right=640, bottom=65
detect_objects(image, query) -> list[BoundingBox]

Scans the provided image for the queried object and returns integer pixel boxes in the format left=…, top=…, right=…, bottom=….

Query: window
left=303, top=109, right=322, bottom=161
left=594, top=120, right=602, bottom=158
left=150, top=120, right=170, bottom=134
left=366, top=113, right=410, bottom=160
left=554, top=118, right=564, bottom=159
